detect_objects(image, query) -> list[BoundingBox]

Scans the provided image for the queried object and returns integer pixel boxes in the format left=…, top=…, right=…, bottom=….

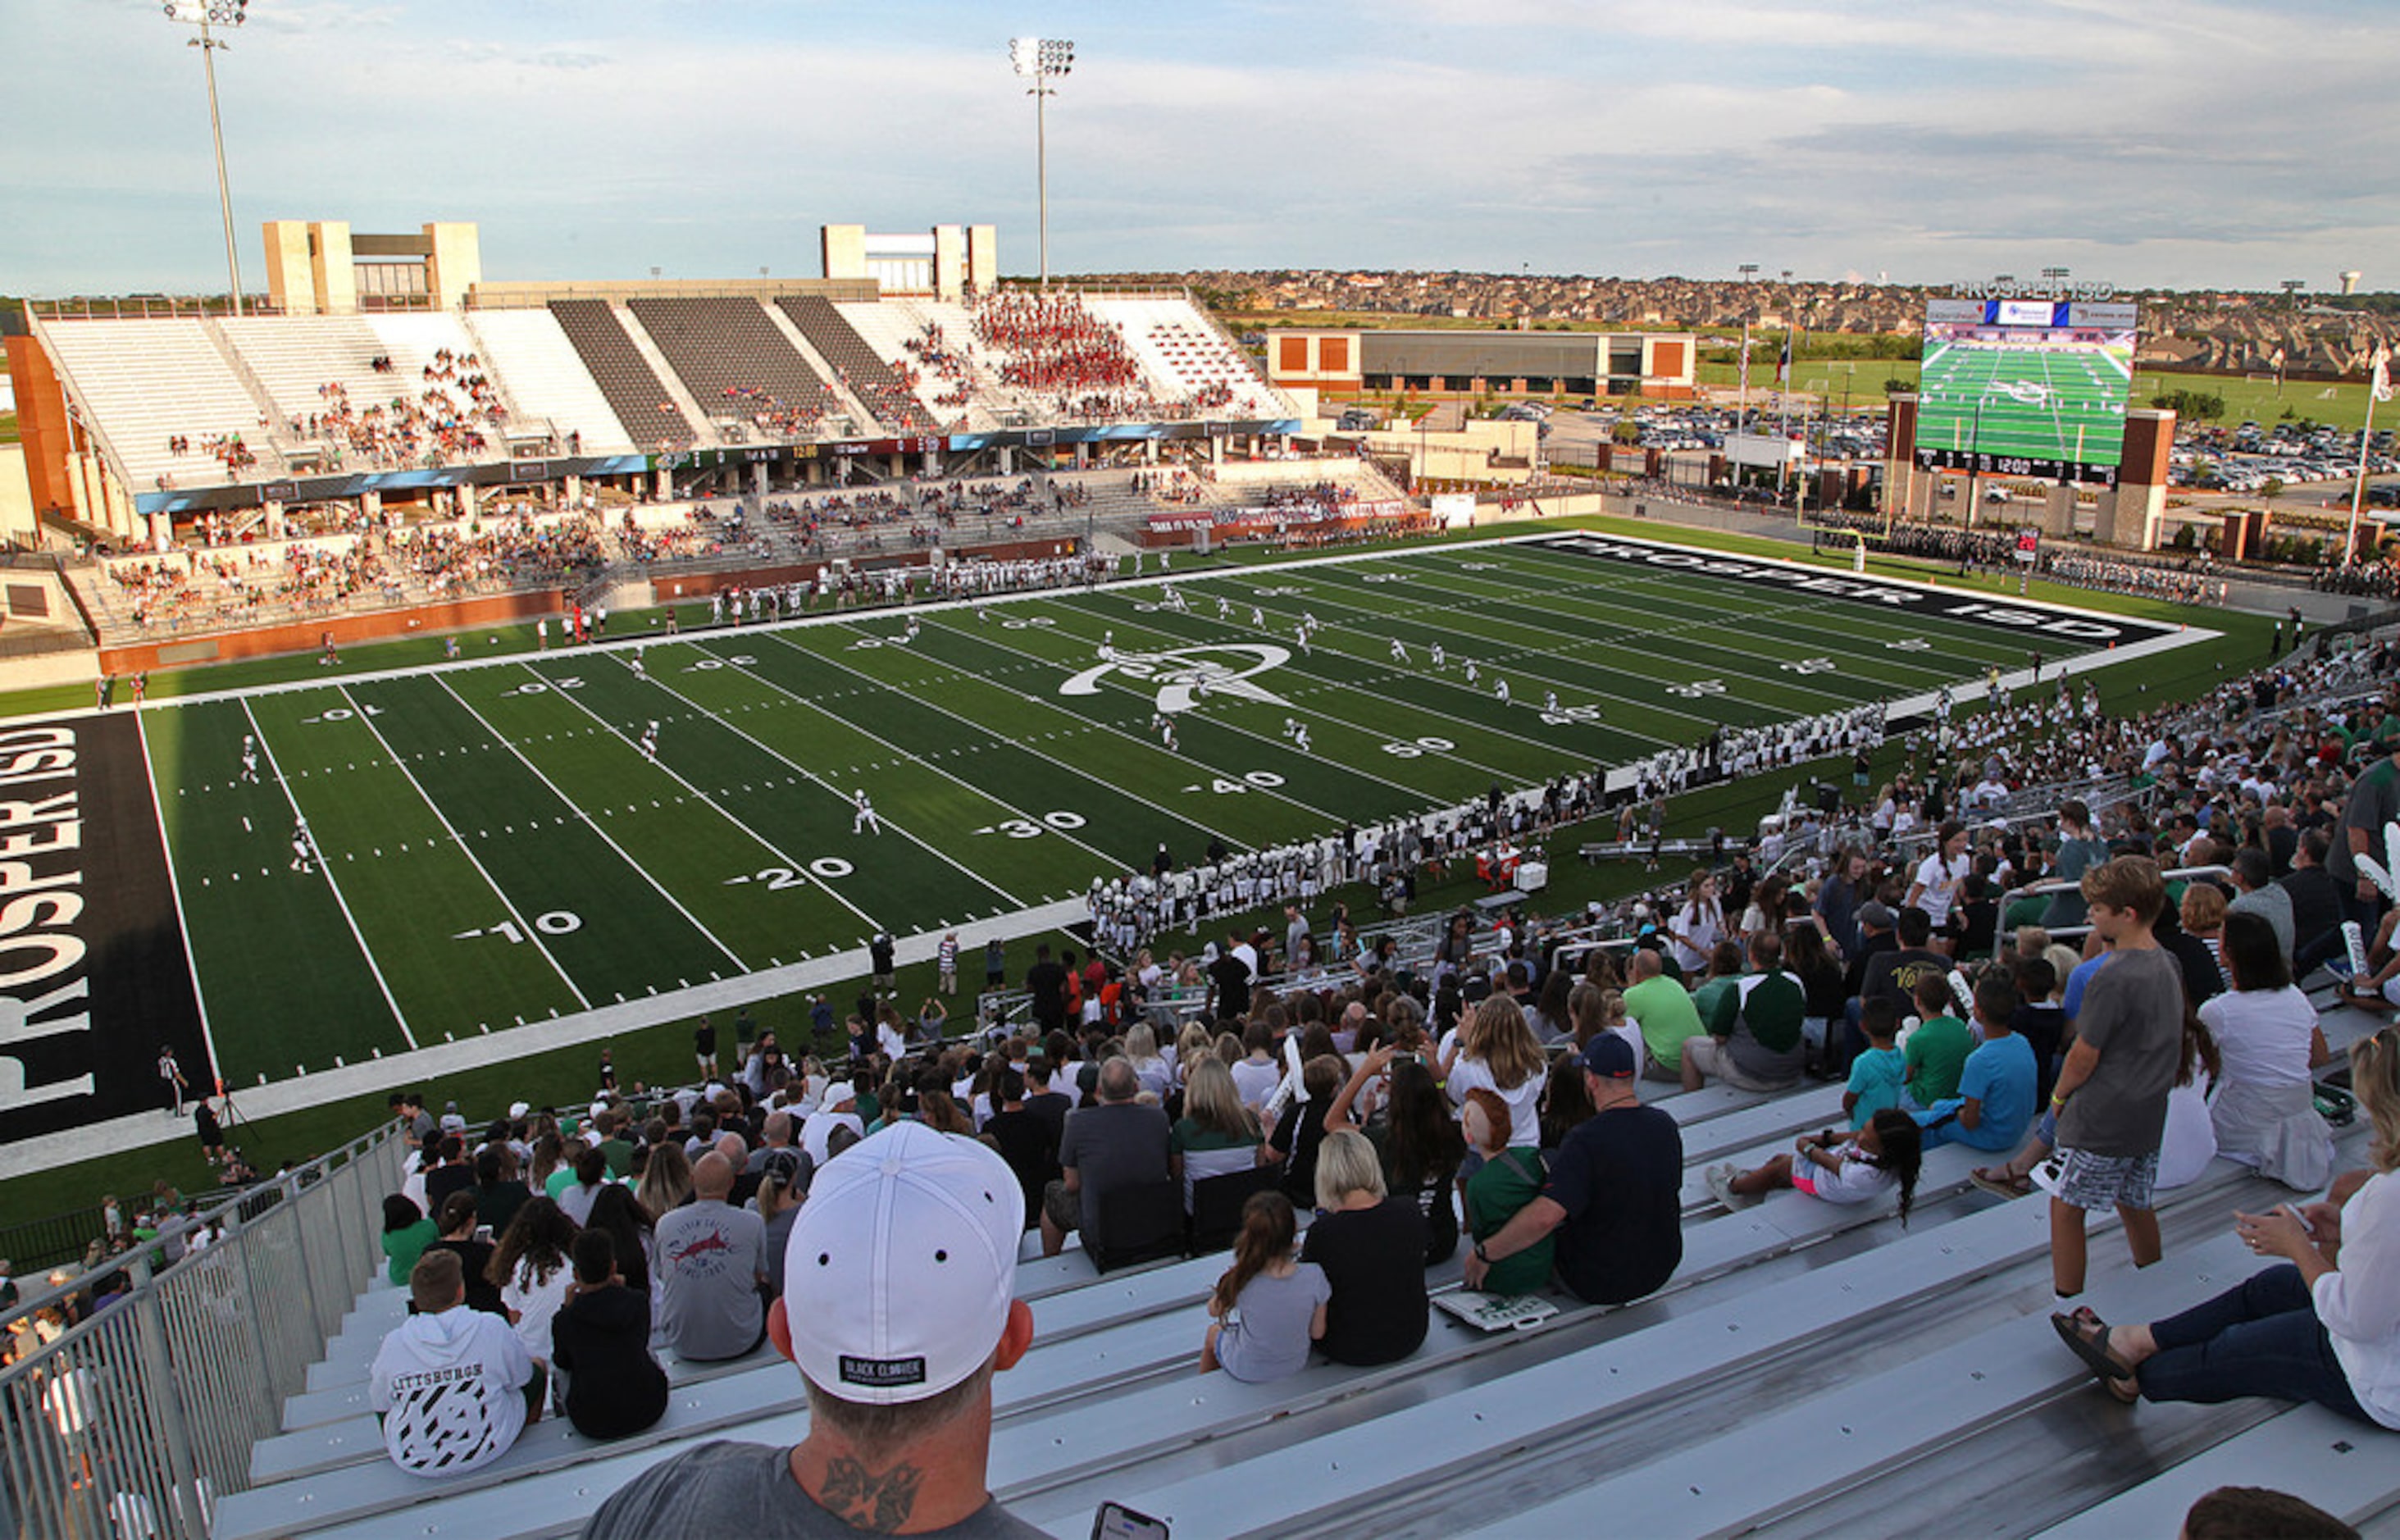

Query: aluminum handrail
left=0, top=1119, right=403, bottom=1538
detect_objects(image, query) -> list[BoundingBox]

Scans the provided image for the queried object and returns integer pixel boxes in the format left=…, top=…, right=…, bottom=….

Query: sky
left=4, top=0, right=2397, bottom=298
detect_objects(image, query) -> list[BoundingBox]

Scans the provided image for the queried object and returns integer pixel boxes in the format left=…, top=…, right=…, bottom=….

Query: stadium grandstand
left=5, top=221, right=2400, bottom=1540
left=5, top=618, right=2398, bottom=1536
left=5, top=219, right=1299, bottom=545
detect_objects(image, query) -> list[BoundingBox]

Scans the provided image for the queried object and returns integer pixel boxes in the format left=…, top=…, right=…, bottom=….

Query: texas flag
left=1776, top=335, right=1792, bottom=385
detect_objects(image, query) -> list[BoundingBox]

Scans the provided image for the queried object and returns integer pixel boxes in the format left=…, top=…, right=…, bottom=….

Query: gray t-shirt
left=584, top=1440, right=1045, bottom=1538
left=1056, top=1101, right=1171, bottom=1242
left=1212, top=1261, right=1331, bottom=1383
left=653, top=1200, right=764, bottom=1361
left=2056, top=945, right=2186, bottom=1159
left=2328, top=756, right=2400, bottom=886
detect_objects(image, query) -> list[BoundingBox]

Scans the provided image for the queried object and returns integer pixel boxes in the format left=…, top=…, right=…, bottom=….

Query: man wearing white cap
left=583, top=1122, right=1042, bottom=1537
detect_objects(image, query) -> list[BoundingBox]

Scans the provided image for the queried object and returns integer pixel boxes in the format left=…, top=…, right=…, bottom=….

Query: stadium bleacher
left=546, top=298, right=704, bottom=452
left=462, top=308, right=640, bottom=454
left=625, top=296, right=844, bottom=442
left=197, top=959, right=2396, bottom=1539
left=36, top=317, right=285, bottom=490
left=775, top=295, right=942, bottom=435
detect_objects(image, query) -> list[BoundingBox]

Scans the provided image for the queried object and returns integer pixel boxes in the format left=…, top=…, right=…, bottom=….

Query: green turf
left=130, top=534, right=2181, bottom=1091
left=0, top=520, right=2273, bottom=1233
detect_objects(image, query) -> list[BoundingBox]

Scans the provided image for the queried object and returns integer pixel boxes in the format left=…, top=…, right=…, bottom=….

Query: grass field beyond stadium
left=4, top=531, right=2210, bottom=1166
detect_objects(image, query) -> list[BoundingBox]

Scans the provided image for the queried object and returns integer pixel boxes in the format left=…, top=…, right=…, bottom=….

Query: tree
left=1884, top=376, right=1912, bottom=395
left=2262, top=476, right=2286, bottom=499
left=1611, top=419, right=1642, bottom=445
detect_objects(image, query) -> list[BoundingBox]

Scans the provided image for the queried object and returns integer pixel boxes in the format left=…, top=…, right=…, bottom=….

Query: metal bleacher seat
left=548, top=298, right=700, bottom=451
left=216, top=989, right=2399, bottom=1540
left=36, top=317, right=283, bottom=490
left=627, top=295, right=839, bottom=435
left=776, top=295, right=940, bottom=434
left=465, top=307, right=640, bottom=453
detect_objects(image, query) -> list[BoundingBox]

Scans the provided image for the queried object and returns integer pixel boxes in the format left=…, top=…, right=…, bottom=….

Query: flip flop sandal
left=2051, top=1310, right=2138, bottom=1400
left=1970, top=1169, right=2033, bottom=1200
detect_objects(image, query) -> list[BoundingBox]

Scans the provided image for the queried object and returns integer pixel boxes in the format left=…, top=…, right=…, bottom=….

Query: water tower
left=2340, top=270, right=2363, bottom=295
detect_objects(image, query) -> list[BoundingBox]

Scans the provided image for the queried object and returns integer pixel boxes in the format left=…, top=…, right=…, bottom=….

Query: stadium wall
left=95, top=587, right=564, bottom=674
left=643, top=537, right=1085, bottom=607
left=4, top=335, right=77, bottom=537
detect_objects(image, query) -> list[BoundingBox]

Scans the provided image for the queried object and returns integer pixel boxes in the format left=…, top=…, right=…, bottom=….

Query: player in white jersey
left=1544, top=690, right=1559, bottom=714
left=904, top=616, right=921, bottom=645
left=628, top=648, right=647, bottom=681
left=1390, top=638, right=1409, bottom=663
left=1218, top=595, right=1233, bottom=620
left=289, top=821, right=316, bottom=875
left=1293, top=724, right=1311, bottom=754
left=1494, top=677, right=1510, bottom=705
left=1464, top=659, right=1480, bottom=686
left=640, top=720, right=659, bottom=763
left=239, top=735, right=260, bottom=785
left=1295, top=623, right=1311, bottom=657
left=1430, top=642, right=1446, bottom=670
left=1250, top=606, right=1265, bottom=629
left=853, top=789, right=881, bottom=836
left=1162, top=721, right=1179, bottom=753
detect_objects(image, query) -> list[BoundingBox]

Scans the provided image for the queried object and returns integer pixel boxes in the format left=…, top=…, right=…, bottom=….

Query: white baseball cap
left=780, top=1121, right=1022, bottom=1404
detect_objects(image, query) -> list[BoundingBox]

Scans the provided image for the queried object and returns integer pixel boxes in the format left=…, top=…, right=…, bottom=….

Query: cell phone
left=1091, top=1500, right=1172, bottom=1540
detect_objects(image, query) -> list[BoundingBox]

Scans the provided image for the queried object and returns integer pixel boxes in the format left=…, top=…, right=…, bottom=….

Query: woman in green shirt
left=1462, top=1090, right=1550, bottom=1296
left=380, top=1194, right=439, bottom=1287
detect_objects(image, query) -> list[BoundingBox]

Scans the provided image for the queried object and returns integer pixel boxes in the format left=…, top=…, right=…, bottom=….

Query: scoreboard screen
left=1915, top=299, right=2138, bottom=485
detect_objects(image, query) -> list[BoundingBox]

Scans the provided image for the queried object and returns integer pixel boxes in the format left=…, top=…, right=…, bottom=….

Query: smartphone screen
left=1091, top=1500, right=1172, bottom=1540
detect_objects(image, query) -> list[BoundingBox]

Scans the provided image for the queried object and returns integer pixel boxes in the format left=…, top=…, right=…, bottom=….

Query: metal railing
left=1997, top=863, right=2232, bottom=945
left=0, top=1123, right=401, bottom=1539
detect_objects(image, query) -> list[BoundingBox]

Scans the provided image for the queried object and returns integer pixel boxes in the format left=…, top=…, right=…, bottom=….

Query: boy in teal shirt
left=1901, top=974, right=1973, bottom=1109
left=1843, top=999, right=1907, bottom=1130
left=1918, top=972, right=2038, bottom=1152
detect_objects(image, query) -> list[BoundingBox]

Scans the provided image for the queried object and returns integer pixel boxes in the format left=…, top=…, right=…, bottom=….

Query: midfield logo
left=1059, top=644, right=1292, bottom=714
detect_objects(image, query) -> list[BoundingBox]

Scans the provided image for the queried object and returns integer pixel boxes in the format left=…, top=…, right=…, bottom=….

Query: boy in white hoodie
left=370, top=1248, right=541, bottom=1476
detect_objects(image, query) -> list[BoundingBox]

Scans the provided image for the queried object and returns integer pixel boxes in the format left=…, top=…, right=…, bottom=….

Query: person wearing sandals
left=2052, top=1027, right=2400, bottom=1431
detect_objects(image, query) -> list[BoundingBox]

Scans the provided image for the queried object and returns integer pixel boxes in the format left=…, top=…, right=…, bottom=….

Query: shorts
left=2049, top=1145, right=2158, bottom=1213
left=1041, top=1178, right=1082, bottom=1234
left=1792, top=1171, right=1820, bottom=1197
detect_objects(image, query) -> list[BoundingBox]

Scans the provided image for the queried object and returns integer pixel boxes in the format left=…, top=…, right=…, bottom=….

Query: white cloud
left=1, top=0, right=2394, bottom=293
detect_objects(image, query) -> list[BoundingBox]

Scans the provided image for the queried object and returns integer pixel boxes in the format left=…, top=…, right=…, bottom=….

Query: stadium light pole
left=1009, top=38, right=1074, bottom=292
left=163, top=0, right=250, bottom=317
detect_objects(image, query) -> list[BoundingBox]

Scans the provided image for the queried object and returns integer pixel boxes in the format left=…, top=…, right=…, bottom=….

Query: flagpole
left=1737, top=320, right=1752, bottom=429
left=2345, top=390, right=2377, bottom=569
left=2349, top=345, right=2391, bottom=569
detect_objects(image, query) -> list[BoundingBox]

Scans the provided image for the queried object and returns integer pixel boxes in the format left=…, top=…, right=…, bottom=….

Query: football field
left=1918, top=337, right=2134, bottom=470
left=6, top=532, right=2203, bottom=1149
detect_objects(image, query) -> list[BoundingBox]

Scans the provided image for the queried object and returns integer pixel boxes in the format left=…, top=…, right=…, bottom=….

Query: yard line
left=337, top=684, right=591, bottom=1011
left=524, top=661, right=888, bottom=935
left=240, top=698, right=417, bottom=1049
left=1455, top=544, right=2012, bottom=672
left=134, top=712, right=228, bottom=1091
left=678, top=644, right=1152, bottom=877
left=439, top=674, right=749, bottom=974
left=905, top=616, right=1448, bottom=820
left=635, top=648, right=1031, bottom=912
left=1140, top=572, right=1709, bottom=741
left=1437, top=549, right=1988, bottom=689
left=1177, top=563, right=1774, bottom=729
left=754, top=630, right=1262, bottom=855
left=1359, top=564, right=1874, bottom=709
left=1053, top=595, right=1626, bottom=775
